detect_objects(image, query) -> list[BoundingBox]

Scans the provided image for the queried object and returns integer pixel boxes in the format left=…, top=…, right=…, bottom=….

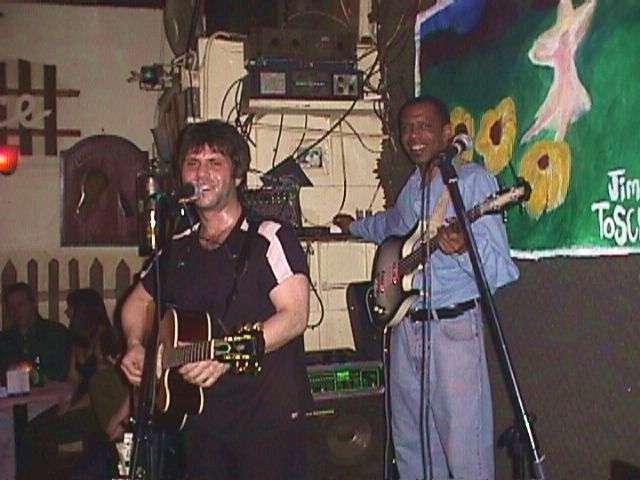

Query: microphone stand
left=436, top=156, right=548, bottom=480
left=128, top=179, right=182, bottom=480
left=128, top=254, right=164, bottom=480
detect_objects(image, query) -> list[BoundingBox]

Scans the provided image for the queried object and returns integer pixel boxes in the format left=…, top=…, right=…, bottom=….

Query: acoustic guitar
left=114, top=308, right=264, bottom=479
left=154, top=308, right=264, bottom=429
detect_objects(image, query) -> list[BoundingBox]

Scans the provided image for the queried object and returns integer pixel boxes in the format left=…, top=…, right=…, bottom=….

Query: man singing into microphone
left=334, top=95, right=519, bottom=479
left=120, top=119, right=312, bottom=480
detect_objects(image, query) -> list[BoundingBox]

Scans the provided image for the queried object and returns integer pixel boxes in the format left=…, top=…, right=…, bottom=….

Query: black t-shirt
left=141, top=214, right=312, bottom=434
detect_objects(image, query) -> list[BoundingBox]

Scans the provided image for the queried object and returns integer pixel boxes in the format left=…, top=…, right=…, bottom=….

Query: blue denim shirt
left=350, top=162, right=520, bottom=309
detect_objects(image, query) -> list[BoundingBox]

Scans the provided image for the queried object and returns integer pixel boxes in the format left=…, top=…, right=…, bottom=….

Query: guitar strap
left=160, top=217, right=259, bottom=328
left=161, top=232, right=187, bottom=313
left=220, top=215, right=260, bottom=324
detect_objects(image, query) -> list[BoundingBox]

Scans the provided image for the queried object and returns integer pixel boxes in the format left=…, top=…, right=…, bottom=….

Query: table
left=0, top=381, right=73, bottom=480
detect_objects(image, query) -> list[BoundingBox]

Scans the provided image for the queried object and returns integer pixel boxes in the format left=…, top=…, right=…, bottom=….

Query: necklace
left=198, top=232, right=222, bottom=249
left=198, top=224, right=234, bottom=250
left=197, top=211, right=241, bottom=250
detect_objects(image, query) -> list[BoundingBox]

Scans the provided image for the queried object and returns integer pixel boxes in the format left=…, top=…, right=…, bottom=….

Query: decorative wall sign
left=0, top=58, right=81, bottom=156
left=61, top=135, right=148, bottom=246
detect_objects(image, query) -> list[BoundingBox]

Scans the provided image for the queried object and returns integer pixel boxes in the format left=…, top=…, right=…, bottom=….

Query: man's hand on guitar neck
left=179, top=360, right=230, bottom=388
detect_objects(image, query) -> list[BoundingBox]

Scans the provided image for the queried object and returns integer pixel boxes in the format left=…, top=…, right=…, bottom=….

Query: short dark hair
left=398, top=95, right=451, bottom=132
left=3, top=282, right=36, bottom=306
left=176, top=120, right=251, bottom=192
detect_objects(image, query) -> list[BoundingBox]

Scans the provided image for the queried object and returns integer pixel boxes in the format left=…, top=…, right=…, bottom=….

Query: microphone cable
left=418, top=163, right=435, bottom=480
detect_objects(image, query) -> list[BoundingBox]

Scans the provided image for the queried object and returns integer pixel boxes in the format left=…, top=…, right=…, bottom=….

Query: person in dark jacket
left=1, top=282, right=71, bottom=382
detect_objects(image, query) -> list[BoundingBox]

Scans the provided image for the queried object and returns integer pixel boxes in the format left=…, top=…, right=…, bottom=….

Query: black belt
left=408, top=298, right=479, bottom=322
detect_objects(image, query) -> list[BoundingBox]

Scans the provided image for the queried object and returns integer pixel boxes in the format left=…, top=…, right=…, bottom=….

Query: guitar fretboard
left=399, top=203, right=483, bottom=275
left=167, top=340, right=226, bottom=368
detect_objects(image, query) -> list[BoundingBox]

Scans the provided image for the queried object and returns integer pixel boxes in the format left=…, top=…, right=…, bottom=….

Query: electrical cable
left=271, top=114, right=284, bottom=169
left=291, top=97, right=358, bottom=166
left=337, top=122, right=349, bottom=214
left=291, top=51, right=379, bottom=165
left=418, top=164, right=435, bottom=480
left=220, top=76, right=245, bottom=120
left=285, top=10, right=351, bottom=30
left=367, top=179, right=383, bottom=211
left=304, top=243, right=325, bottom=329
left=343, top=119, right=383, bottom=154
left=231, top=73, right=244, bottom=123
left=293, top=115, right=309, bottom=154
left=184, top=0, right=204, bottom=121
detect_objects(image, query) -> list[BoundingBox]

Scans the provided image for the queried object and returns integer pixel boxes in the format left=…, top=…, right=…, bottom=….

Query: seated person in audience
left=19, top=289, right=122, bottom=478
left=60, top=289, right=113, bottom=412
left=0, top=282, right=71, bottom=382
left=89, top=328, right=130, bottom=443
left=69, top=325, right=131, bottom=480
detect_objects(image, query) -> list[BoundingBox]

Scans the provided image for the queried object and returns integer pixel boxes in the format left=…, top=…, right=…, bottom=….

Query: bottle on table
left=30, top=355, right=45, bottom=387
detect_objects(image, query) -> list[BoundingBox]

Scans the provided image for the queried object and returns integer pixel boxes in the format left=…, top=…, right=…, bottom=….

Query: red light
left=0, top=145, right=19, bottom=175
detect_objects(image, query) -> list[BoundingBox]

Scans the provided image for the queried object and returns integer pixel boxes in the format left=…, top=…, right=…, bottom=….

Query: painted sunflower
left=476, top=97, right=518, bottom=175
left=519, top=139, right=572, bottom=219
left=450, top=106, right=475, bottom=163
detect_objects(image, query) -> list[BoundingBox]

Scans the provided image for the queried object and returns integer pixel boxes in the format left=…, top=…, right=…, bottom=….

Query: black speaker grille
left=307, top=394, right=385, bottom=480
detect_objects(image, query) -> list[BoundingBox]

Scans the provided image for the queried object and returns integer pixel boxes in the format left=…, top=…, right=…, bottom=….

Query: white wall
left=196, top=38, right=385, bottom=350
left=0, top=3, right=172, bottom=321
left=0, top=6, right=385, bottom=353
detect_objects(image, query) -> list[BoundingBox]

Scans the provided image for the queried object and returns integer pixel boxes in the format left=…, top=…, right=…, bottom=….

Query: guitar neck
left=400, top=204, right=483, bottom=275
left=166, top=339, right=230, bottom=369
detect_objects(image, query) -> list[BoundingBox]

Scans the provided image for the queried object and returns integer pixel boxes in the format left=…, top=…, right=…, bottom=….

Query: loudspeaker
left=346, top=281, right=384, bottom=361
left=204, top=0, right=280, bottom=36
left=307, top=393, right=385, bottom=480
left=244, top=27, right=358, bottom=62
left=610, top=459, right=640, bottom=480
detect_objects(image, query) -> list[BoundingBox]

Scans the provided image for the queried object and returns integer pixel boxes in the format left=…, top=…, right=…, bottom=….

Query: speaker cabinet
left=346, top=281, right=384, bottom=361
left=204, top=0, right=280, bottom=36
left=610, top=459, right=640, bottom=480
left=245, top=27, right=358, bottom=62
left=307, top=393, right=385, bottom=480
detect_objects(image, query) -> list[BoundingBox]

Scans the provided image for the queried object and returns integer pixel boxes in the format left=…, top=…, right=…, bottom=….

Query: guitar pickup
left=392, top=262, right=400, bottom=285
left=376, top=273, right=385, bottom=294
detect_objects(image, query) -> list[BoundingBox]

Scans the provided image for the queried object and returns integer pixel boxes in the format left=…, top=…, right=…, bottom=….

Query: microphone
left=435, top=133, right=473, bottom=165
left=172, top=182, right=204, bottom=203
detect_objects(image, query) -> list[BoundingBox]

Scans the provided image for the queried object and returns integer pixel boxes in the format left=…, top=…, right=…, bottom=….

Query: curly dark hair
left=176, top=119, right=251, bottom=194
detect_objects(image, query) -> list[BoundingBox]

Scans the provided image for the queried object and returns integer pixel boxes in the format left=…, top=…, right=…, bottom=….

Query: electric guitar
left=367, top=184, right=529, bottom=328
left=154, top=308, right=265, bottom=430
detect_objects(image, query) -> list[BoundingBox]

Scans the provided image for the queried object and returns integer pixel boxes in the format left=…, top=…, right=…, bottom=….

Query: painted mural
left=417, top=0, right=640, bottom=257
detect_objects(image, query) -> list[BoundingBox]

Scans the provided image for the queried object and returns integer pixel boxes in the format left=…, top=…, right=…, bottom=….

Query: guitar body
left=368, top=223, right=422, bottom=328
left=156, top=309, right=212, bottom=430
left=367, top=184, right=530, bottom=328
left=123, top=307, right=263, bottom=477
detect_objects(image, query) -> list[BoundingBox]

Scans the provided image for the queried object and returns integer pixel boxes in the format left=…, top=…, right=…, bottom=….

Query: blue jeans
left=390, top=306, right=494, bottom=480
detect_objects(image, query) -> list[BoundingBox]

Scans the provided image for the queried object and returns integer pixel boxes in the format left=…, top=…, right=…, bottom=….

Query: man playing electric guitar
left=120, top=120, right=312, bottom=480
left=333, top=95, right=520, bottom=480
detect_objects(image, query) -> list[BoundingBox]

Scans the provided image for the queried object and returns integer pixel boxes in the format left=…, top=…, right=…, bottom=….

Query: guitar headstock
left=217, top=325, right=265, bottom=374
left=480, top=180, right=531, bottom=215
